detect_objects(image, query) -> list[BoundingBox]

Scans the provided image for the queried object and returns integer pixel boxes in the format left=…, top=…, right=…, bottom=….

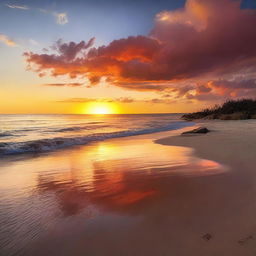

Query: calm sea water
left=0, top=114, right=192, bottom=155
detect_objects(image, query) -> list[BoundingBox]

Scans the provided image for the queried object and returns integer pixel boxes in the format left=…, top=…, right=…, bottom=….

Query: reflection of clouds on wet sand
left=0, top=137, right=229, bottom=256
left=35, top=139, right=227, bottom=217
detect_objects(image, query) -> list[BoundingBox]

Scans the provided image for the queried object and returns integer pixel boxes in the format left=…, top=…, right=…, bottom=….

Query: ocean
left=0, top=114, right=193, bottom=155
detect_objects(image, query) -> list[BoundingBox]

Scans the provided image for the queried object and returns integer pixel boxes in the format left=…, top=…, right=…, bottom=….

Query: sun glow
left=84, top=102, right=118, bottom=115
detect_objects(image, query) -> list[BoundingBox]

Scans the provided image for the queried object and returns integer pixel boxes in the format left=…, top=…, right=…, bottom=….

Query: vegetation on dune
left=182, top=99, right=256, bottom=120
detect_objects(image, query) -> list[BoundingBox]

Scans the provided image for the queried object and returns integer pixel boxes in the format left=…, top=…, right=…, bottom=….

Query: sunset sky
left=1, top=0, right=256, bottom=114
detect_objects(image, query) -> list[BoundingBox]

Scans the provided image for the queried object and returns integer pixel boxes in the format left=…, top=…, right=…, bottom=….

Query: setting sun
left=84, top=102, right=118, bottom=114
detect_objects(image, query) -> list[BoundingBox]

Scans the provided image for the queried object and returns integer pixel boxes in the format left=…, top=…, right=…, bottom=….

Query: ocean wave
left=0, top=121, right=193, bottom=155
left=51, top=124, right=109, bottom=133
left=0, top=132, right=14, bottom=137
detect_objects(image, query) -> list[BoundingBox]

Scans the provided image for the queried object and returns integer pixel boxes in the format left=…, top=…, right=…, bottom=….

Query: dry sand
left=155, top=119, right=256, bottom=255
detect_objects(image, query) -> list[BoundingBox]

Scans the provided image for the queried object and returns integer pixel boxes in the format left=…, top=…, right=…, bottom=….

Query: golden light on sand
left=84, top=102, right=118, bottom=114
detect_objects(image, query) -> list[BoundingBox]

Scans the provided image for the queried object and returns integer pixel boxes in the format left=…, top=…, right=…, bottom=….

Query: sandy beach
left=156, top=119, right=256, bottom=255
left=1, top=120, right=256, bottom=256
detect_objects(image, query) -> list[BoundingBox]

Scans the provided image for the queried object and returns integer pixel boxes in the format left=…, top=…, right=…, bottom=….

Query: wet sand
left=1, top=122, right=256, bottom=255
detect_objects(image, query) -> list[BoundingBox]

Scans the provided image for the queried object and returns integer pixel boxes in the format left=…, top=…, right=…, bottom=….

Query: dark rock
left=182, top=127, right=210, bottom=135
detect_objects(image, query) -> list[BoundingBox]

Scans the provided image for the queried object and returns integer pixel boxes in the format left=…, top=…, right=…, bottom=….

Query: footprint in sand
left=202, top=233, right=212, bottom=241
left=238, top=235, right=253, bottom=245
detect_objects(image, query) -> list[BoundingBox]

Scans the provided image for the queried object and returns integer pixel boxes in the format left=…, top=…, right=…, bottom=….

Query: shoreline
left=0, top=123, right=196, bottom=163
left=0, top=121, right=194, bottom=157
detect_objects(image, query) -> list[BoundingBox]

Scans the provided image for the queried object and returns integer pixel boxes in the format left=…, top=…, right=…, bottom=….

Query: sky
left=0, top=0, right=256, bottom=114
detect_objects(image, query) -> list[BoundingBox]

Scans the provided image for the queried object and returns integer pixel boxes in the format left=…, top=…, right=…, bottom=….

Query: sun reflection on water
left=0, top=137, right=228, bottom=256
left=0, top=138, right=226, bottom=214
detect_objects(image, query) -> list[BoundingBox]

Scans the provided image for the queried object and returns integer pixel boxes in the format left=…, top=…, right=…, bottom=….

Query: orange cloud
left=24, top=0, right=256, bottom=101
left=42, top=83, right=84, bottom=87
